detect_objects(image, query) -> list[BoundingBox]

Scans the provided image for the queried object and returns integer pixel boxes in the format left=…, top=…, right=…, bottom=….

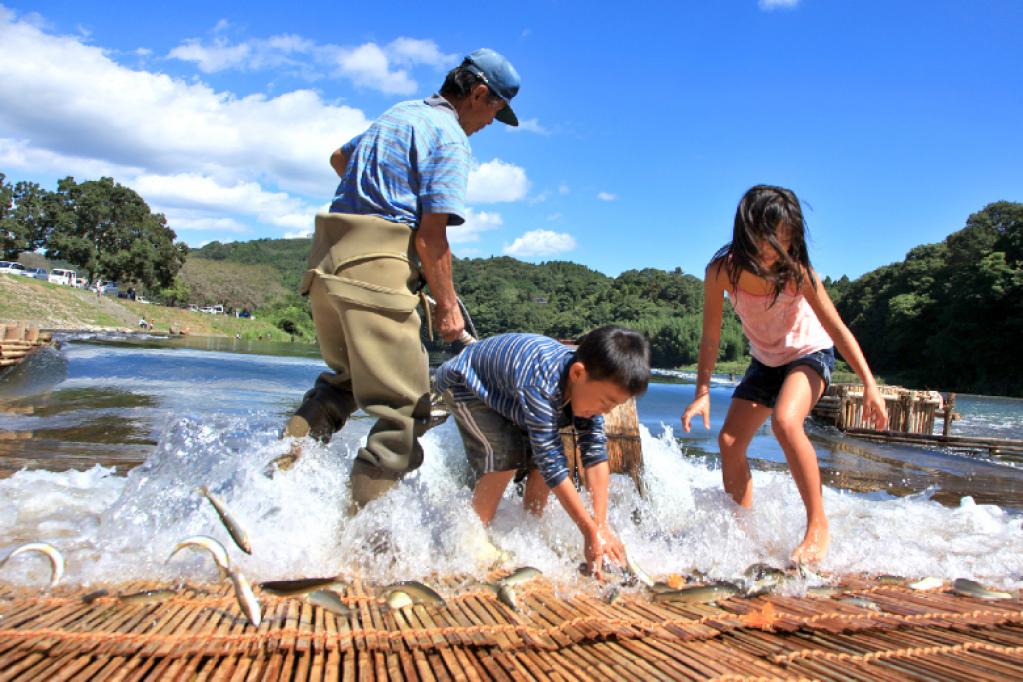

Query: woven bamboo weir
left=812, top=384, right=1023, bottom=457
left=2, top=575, right=1022, bottom=680
left=0, top=322, right=55, bottom=369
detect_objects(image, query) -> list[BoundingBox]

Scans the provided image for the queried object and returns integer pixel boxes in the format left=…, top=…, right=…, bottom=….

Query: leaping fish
left=498, top=566, right=542, bottom=587
left=197, top=486, right=252, bottom=555
left=167, top=535, right=232, bottom=577
left=0, top=542, right=64, bottom=589
left=259, top=577, right=347, bottom=597
left=227, top=567, right=262, bottom=627
left=383, top=581, right=446, bottom=607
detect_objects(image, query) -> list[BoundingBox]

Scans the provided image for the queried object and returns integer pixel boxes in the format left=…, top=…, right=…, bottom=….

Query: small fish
left=499, top=566, right=542, bottom=587
left=743, top=563, right=785, bottom=597
left=197, top=486, right=253, bottom=555
left=806, top=585, right=843, bottom=598
left=952, top=578, right=1013, bottom=600
left=386, top=590, right=414, bottom=610
left=227, top=567, right=261, bottom=627
left=383, top=581, right=446, bottom=607
left=876, top=574, right=905, bottom=585
left=263, top=446, right=300, bottom=477
left=0, top=542, right=65, bottom=589
left=652, top=581, right=739, bottom=604
left=497, top=584, right=518, bottom=611
left=259, top=577, right=347, bottom=597
left=840, top=596, right=881, bottom=611
left=305, top=589, right=351, bottom=617
left=908, top=577, right=943, bottom=591
left=650, top=581, right=676, bottom=594
left=117, top=588, right=177, bottom=605
left=167, top=535, right=232, bottom=577
left=82, top=589, right=110, bottom=604
left=626, top=556, right=655, bottom=588
left=605, top=586, right=622, bottom=605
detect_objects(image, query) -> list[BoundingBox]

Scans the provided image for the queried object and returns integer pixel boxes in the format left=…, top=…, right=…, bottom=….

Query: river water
left=1, top=333, right=1021, bottom=590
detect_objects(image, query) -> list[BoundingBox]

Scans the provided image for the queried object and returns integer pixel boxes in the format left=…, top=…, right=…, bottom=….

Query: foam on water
left=2, top=416, right=1022, bottom=592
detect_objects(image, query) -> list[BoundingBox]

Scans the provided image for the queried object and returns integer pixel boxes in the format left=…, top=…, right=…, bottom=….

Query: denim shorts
left=441, top=391, right=533, bottom=484
left=732, top=347, right=835, bottom=408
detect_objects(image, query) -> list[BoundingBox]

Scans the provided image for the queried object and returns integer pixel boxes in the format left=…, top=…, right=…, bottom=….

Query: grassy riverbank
left=0, top=274, right=296, bottom=340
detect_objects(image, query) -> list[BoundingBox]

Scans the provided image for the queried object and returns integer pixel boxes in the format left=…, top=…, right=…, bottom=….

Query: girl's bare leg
left=472, top=470, right=516, bottom=526
left=772, top=366, right=828, bottom=564
left=522, top=469, right=550, bottom=516
left=718, top=399, right=772, bottom=507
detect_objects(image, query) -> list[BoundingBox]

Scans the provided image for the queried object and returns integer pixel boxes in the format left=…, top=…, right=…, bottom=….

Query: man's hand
left=584, top=524, right=626, bottom=580
left=681, top=393, right=711, bottom=432
left=433, top=300, right=465, bottom=343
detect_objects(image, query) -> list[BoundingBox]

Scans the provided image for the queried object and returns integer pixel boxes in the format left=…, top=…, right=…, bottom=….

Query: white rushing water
left=2, top=414, right=1021, bottom=593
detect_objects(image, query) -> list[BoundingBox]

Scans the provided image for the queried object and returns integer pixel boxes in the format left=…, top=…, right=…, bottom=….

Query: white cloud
left=508, top=117, right=550, bottom=135
left=546, top=212, right=563, bottom=221
left=503, top=229, right=577, bottom=257
left=168, top=215, right=248, bottom=233
left=449, top=208, right=502, bottom=244
left=467, top=158, right=529, bottom=203
left=597, top=191, right=618, bottom=201
left=168, top=38, right=253, bottom=73
left=759, top=0, right=800, bottom=10
left=386, top=38, right=456, bottom=69
left=558, top=183, right=570, bottom=195
left=332, top=43, right=417, bottom=95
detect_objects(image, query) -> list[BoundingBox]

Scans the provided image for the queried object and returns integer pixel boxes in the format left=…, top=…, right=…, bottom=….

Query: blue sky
left=1, top=1, right=1020, bottom=280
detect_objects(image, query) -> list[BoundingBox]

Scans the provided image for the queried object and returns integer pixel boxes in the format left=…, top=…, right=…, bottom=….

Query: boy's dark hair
left=573, top=325, right=651, bottom=395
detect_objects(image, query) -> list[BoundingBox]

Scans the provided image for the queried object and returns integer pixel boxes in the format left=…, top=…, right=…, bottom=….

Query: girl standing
left=681, top=185, right=887, bottom=564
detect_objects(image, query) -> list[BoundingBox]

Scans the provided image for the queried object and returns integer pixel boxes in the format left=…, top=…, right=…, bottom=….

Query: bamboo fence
left=2, top=574, right=1022, bottom=680
left=562, top=398, right=645, bottom=496
left=0, top=323, right=54, bottom=369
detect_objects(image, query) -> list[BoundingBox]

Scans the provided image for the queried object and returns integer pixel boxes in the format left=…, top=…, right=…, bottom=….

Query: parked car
left=98, top=281, right=120, bottom=296
left=200, top=305, right=224, bottom=314
left=0, top=261, right=28, bottom=276
left=25, top=267, right=49, bottom=281
left=49, top=268, right=77, bottom=286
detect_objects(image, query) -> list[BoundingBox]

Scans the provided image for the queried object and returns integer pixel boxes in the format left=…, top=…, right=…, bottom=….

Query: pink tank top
left=728, top=287, right=834, bottom=367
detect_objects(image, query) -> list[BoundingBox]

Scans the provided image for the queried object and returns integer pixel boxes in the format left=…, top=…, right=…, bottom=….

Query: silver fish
left=743, top=563, right=785, bottom=597
left=625, top=556, right=655, bottom=589
left=305, top=589, right=351, bottom=617
left=167, top=535, right=232, bottom=578
left=497, top=584, right=518, bottom=611
left=0, top=542, right=64, bottom=588
left=908, top=577, right=943, bottom=591
left=259, top=577, right=347, bottom=597
left=118, top=588, right=177, bottom=605
left=499, top=566, right=542, bottom=587
left=952, top=578, right=1013, bottom=600
left=383, top=581, right=445, bottom=607
left=840, top=596, right=881, bottom=611
left=877, top=574, right=905, bottom=585
left=650, top=581, right=676, bottom=594
left=227, top=567, right=262, bottom=627
left=806, top=585, right=843, bottom=598
left=652, top=581, right=739, bottom=604
left=197, top=486, right=252, bottom=555
left=386, top=590, right=414, bottom=610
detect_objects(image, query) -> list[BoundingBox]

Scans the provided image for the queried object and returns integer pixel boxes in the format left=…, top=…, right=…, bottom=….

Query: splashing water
left=2, top=414, right=1022, bottom=591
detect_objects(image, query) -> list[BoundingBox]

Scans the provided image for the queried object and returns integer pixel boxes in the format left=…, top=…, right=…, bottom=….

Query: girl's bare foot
left=790, top=521, right=829, bottom=565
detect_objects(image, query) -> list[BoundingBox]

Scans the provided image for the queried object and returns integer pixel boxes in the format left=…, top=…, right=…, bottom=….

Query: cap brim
left=496, top=104, right=518, bottom=127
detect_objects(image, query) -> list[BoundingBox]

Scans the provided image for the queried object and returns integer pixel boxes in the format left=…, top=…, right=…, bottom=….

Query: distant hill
left=194, top=238, right=312, bottom=293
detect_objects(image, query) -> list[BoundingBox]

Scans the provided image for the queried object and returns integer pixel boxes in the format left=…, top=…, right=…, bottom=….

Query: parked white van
left=49, top=268, right=77, bottom=286
left=0, top=261, right=27, bottom=276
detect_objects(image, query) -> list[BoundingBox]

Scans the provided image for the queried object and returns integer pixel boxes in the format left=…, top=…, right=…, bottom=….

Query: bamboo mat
left=2, top=576, right=1023, bottom=680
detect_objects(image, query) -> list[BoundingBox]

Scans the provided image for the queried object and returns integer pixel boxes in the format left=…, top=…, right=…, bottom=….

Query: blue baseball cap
left=463, top=48, right=521, bottom=127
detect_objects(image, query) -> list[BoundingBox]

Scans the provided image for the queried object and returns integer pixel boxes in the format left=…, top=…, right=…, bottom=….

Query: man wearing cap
left=284, top=48, right=521, bottom=514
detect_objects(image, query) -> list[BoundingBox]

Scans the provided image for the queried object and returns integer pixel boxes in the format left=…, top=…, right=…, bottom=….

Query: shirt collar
left=425, top=94, right=458, bottom=120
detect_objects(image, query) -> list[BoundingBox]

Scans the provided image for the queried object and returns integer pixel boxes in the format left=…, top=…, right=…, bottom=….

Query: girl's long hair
left=711, top=184, right=816, bottom=303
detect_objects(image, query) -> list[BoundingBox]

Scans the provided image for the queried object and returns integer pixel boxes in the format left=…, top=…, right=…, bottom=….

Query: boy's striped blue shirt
left=433, top=334, right=607, bottom=487
left=330, top=97, right=470, bottom=227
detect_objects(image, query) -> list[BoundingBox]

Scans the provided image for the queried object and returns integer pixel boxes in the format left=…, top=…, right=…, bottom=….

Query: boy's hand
left=584, top=524, right=626, bottom=580
left=862, top=386, right=888, bottom=431
left=681, top=393, right=711, bottom=432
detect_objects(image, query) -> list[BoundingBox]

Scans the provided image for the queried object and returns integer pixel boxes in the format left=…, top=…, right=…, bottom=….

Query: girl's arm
left=801, top=270, right=888, bottom=430
left=681, top=262, right=727, bottom=432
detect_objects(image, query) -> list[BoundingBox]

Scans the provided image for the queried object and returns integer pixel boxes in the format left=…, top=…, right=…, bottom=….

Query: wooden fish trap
left=562, top=397, right=646, bottom=496
left=2, top=575, right=1023, bottom=680
left=0, top=323, right=54, bottom=369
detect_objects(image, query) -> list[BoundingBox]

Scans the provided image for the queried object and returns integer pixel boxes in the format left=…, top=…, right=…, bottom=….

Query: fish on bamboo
left=952, top=578, right=1013, bottom=600
left=383, top=580, right=446, bottom=607
left=0, top=541, right=64, bottom=589
left=197, top=486, right=253, bottom=555
left=386, top=590, right=414, bottom=610
left=625, top=556, right=654, bottom=589
left=82, top=589, right=110, bottom=604
left=742, top=563, right=785, bottom=597
left=117, top=588, right=177, bottom=605
left=227, top=567, right=262, bottom=627
left=259, top=577, right=347, bottom=597
left=876, top=574, right=905, bottom=585
left=806, top=585, right=843, bottom=598
left=652, top=581, right=739, bottom=604
left=908, top=577, right=943, bottom=591
left=497, top=584, right=518, bottom=611
left=839, top=596, right=881, bottom=611
left=305, top=589, right=351, bottom=617
left=167, top=535, right=232, bottom=577
left=499, top=566, right=542, bottom=587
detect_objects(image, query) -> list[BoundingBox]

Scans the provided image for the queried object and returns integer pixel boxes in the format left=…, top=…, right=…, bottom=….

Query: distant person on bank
left=680, top=185, right=888, bottom=565
left=284, top=49, right=522, bottom=513
left=433, top=327, right=651, bottom=576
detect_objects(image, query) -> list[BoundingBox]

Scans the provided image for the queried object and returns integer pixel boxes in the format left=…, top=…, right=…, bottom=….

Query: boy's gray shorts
left=441, top=391, right=533, bottom=484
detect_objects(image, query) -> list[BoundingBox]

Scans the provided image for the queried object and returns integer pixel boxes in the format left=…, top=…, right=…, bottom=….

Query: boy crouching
left=433, top=326, right=651, bottom=576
